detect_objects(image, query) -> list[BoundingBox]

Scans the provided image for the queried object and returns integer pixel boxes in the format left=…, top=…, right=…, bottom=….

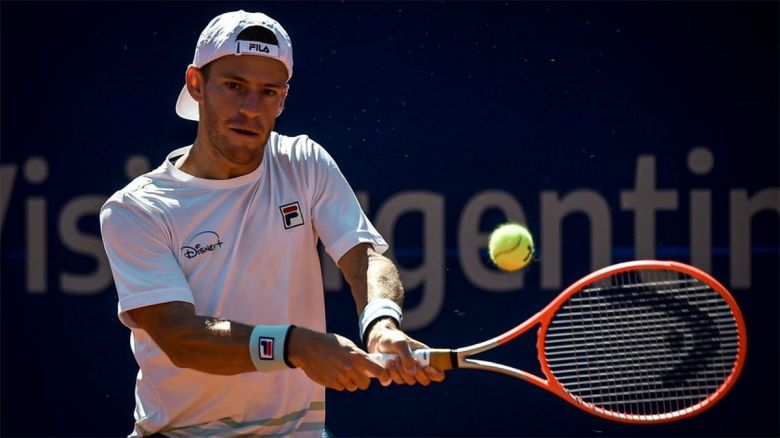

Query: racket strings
left=544, top=269, right=740, bottom=421
left=616, top=270, right=710, bottom=416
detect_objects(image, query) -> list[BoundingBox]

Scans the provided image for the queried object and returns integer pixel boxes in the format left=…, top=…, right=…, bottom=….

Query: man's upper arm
left=100, top=197, right=195, bottom=328
left=338, top=243, right=404, bottom=310
left=305, top=139, right=388, bottom=263
left=127, top=301, right=197, bottom=350
left=337, top=243, right=371, bottom=279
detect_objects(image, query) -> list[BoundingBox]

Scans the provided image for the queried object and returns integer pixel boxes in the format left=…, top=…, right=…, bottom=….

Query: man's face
left=190, top=54, right=288, bottom=169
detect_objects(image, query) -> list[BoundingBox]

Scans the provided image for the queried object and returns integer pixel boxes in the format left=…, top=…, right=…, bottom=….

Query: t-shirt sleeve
left=100, top=195, right=194, bottom=328
left=307, top=141, right=388, bottom=263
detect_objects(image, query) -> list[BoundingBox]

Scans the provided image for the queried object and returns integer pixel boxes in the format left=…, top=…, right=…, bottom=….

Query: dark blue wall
left=1, top=2, right=777, bottom=437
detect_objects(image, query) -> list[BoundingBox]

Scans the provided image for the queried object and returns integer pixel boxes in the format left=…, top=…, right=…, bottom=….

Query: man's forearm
left=340, top=244, right=403, bottom=312
left=156, top=315, right=257, bottom=375
left=366, top=250, right=404, bottom=305
left=130, top=302, right=294, bottom=376
left=137, top=306, right=391, bottom=390
left=339, top=244, right=405, bottom=346
left=361, top=251, right=405, bottom=345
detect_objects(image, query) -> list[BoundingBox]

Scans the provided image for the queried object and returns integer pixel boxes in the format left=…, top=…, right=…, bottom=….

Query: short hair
left=236, top=26, right=279, bottom=45
left=199, top=62, right=214, bottom=82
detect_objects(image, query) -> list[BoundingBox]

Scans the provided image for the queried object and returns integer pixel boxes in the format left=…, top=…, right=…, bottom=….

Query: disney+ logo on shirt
left=181, top=231, right=224, bottom=259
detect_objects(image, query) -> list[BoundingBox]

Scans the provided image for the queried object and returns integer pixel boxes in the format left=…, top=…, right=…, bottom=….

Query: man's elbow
left=156, top=329, right=200, bottom=369
left=127, top=303, right=203, bottom=370
left=138, top=318, right=200, bottom=369
left=338, top=244, right=370, bottom=287
left=367, top=247, right=390, bottom=263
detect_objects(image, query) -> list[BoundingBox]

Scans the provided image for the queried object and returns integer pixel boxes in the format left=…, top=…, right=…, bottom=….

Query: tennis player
left=99, top=10, right=443, bottom=437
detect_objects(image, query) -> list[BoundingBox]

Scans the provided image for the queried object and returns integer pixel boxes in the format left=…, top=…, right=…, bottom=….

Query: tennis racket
left=371, top=260, right=747, bottom=424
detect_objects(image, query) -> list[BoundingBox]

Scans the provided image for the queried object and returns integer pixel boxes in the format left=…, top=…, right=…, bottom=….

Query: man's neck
left=176, top=137, right=263, bottom=180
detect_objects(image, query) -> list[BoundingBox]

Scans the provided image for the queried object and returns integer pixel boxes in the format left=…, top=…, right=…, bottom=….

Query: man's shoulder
left=102, top=164, right=176, bottom=217
left=270, top=132, right=330, bottom=161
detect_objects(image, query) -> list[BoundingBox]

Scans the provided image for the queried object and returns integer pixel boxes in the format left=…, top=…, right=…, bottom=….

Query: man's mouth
left=229, top=126, right=260, bottom=137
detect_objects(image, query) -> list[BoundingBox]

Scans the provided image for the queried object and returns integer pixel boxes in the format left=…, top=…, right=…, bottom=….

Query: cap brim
left=175, top=84, right=199, bottom=121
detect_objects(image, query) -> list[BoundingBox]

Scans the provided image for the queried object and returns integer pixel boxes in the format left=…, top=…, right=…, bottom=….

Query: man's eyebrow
left=221, top=74, right=286, bottom=88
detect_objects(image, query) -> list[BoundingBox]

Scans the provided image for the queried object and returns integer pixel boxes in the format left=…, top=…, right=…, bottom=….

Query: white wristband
left=249, top=325, right=295, bottom=372
left=359, top=298, right=403, bottom=346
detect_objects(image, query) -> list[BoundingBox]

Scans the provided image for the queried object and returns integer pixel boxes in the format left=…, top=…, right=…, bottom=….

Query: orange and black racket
left=373, top=260, right=747, bottom=424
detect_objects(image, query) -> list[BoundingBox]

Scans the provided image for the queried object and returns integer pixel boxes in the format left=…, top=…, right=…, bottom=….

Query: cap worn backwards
left=175, top=10, right=293, bottom=121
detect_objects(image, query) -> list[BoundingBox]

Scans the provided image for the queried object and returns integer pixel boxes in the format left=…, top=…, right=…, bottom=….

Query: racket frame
left=430, top=260, right=747, bottom=424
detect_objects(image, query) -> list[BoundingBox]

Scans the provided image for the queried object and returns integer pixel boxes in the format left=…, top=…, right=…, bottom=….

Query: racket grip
left=369, top=349, right=431, bottom=366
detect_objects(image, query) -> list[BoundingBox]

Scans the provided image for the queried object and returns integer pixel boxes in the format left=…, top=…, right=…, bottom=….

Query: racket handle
left=369, top=349, right=432, bottom=366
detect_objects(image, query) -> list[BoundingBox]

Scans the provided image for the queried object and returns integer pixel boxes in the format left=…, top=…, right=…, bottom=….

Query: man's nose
left=239, top=92, right=262, bottom=118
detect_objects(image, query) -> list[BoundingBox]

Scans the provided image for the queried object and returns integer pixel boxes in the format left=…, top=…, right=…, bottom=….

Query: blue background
left=1, top=1, right=778, bottom=437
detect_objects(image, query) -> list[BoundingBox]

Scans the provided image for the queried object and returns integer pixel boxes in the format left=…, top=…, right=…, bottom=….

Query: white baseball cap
left=175, top=10, right=293, bottom=121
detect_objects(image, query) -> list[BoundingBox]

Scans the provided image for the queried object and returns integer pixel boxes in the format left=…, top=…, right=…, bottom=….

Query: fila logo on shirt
left=279, top=201, right=304, bottom=229
left=181, top=231, right=224, bottom=259
left=259, top=337, right=274, bottom=360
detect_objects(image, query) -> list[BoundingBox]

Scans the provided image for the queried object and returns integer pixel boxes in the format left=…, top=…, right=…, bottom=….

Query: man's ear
left=277, top=84, right=289, bottom=118
left=185, top=65, right=205, bottom=103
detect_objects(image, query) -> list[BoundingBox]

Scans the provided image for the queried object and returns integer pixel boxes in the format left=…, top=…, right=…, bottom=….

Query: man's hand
left=337, top=243, right=444, bottom=386
left=366, top=319, right=446, bottom=386
left=287, top=326, right=392, bottom=391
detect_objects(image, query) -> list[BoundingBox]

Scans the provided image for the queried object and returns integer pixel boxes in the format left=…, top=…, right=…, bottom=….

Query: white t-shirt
left=100, top=132, right=387, bottom=437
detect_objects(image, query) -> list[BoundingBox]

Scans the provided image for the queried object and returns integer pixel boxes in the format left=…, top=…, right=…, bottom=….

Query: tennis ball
left=488, top=223, right=535, bottom=272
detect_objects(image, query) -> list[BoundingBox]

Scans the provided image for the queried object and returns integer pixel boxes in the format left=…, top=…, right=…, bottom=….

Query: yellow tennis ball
left=488, top=223, right=535, bottom=271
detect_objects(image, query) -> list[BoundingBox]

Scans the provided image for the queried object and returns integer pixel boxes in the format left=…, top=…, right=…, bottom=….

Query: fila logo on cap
left=279, top=201, right=304, bottom=229
left=258, top=337, right=274, bottom=360
left=236, top=40, right=279, bottom=57
left=248, top=42, right=270, bottom=53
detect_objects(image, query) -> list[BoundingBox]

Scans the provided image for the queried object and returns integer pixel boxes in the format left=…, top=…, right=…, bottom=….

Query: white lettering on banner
left=620, top=156, right=679, bottom=260
left=23, top=157, right=48, bottom=293
left=59, top=196, right=113, bottom=294
left=689, top=147, right=714, bottom=272
left=541, top=190, right=612, bottom=289
left=0, top=148, right=778, bottom=333
left=730, top=189, right=780, bottom=288
left=0, top=156, right=149, bottom=295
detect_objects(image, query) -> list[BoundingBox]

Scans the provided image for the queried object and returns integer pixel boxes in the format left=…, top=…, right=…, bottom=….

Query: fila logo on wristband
left=259, top=337, right=274, bottom=360
left=249, top=325, right=294, bottom=372
left=279, top=202, right=304, bottom=229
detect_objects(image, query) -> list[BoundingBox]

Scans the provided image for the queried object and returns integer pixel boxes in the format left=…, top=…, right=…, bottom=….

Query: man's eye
left=226, top=82, right=242, bottom=90
left=262, top=89, right=278, bottom=96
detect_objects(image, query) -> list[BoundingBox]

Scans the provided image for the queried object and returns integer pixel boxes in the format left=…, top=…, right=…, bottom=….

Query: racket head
left=536, top=260, right=747, bottom=424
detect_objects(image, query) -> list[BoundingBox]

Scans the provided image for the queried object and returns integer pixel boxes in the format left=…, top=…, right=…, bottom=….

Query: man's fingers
left=390, top=343, right=418, bottom=376
left=414, top=366, right=432, bottom=386
left=423, top=366, right=445, bottom=383
left=346, top=364, right=372, bottom=391
left=378, top=339, right=419, bottom=385
left=362, top=356, right=390, bottom=379
left=401, top=356, right=418, bottom=376
left=393, top=357, right=418, bottom=385
left=362, top=358, right=392, bottom=386
left=366, top=325, right=445, bottom=387
left=337, top=374, right=357, bottom=392
left=329, top=380, right=346, bottom=391
left=385, top=359, right=407, bottom=385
